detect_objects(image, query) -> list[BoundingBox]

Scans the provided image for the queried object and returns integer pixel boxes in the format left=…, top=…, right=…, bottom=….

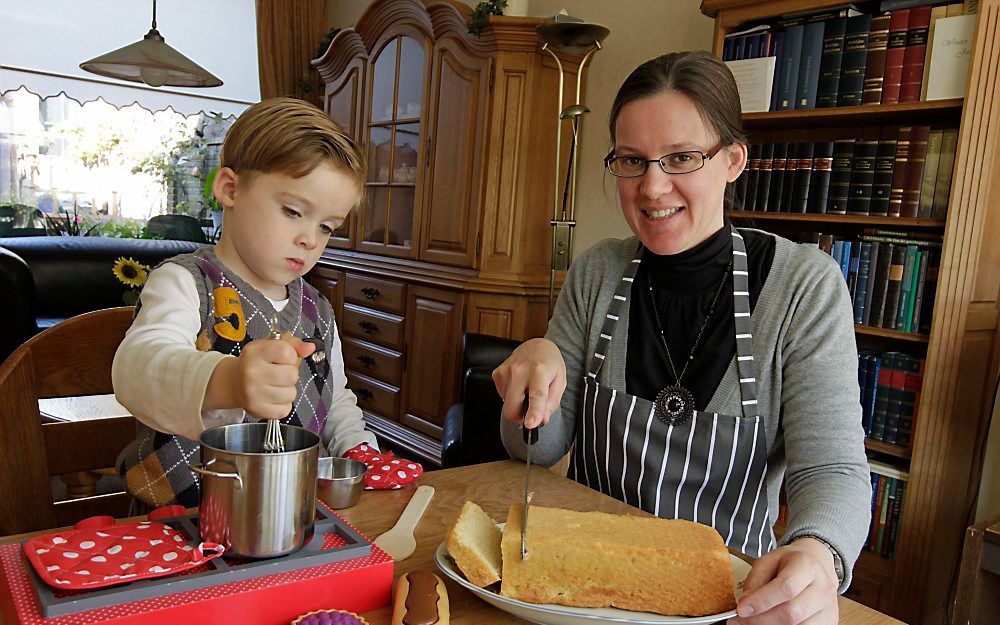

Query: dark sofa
left=0, top=236, right=203, bottom=360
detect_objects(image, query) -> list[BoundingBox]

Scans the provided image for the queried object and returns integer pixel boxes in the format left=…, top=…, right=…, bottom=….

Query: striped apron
left=569, top=227, right=775, bottom=558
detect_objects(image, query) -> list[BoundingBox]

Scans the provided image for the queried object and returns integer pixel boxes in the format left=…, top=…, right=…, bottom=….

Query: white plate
left=434, top=524, right=749, bottom=625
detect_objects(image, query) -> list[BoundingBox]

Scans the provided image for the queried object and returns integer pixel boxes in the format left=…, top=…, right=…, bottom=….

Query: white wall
left=326, top=0, right=716, bottom=258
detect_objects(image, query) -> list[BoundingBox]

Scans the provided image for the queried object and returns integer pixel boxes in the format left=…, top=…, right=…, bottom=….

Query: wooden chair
left=0, top=307, right=136, bottom=535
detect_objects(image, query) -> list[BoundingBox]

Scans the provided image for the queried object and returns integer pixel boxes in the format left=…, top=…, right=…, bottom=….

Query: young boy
left=113, top=98, right=411, bottom=509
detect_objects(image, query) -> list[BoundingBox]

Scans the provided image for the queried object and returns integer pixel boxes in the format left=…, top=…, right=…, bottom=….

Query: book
left=932, top=128, right=958, bottom=218
left=827, top=139, right=856, bottom=214
left=776, top=25, right=805, bottom=110
left=780, top=142, right=800, bottom=210
left=869, top=472, right=886, bottom=548
left=883, top=352, right=909, bottom=443
left=871, top=139, right=897, bottom=216
left=901, top=125, right=931, bottom=217
left=910, top=248, right=930, bottom=332
left=854, top=241, right=874, bottom=323
left=848, top=239, right=862, bottom=298
left=863, top=14, right=893, bottom=105
left=796, top=21, right=827, bottom=108
left=882, top=245, right=908, bottom=329
left=881, top=0, right=952, bottom=9
left=925, top=14, right=978, bottom=100
left=727, top=57, right=778, bottom=113
left=807, top=141, right=834, bottom=213
left=817, top=17, right=848, bottom=108
left=897, top=354, right=924, bottom=447
left=863, top=242, right=883, bottom=325
left=871, top=354, right=895, bottom=440
left=862, top=352, right=883, bottom=433
left=744, top=143, right=763, bottom=211
left=840, top=240, right=853, bottom=283
left=847, top=139, right=879, bottom=215
left=869, top=243, right=895, bottom=327
left=918, top=129, right=944, bottom=218
left=920, top=5, right=950, bottom=100
left=895, top=244, right=919, bottom=330
left=755, top=142, right=775, bottom=211
left=770, top=30, right=786, bottom=111
left=790, top=142, right=815, bottom=213
left=889, top=126, right=913, bottom=217
left=768, top=142, right=789, bottom=212
left=900, top=6, right=932, bottom=102
left=882, top=9, right=912, bottom=103
left=888, top=481, right=907, bottom=559
left=904, top=247, right=923, bottom=331
left=917, top=247, right=940, bottom=333
left=837, top=14, right=874, bottom=106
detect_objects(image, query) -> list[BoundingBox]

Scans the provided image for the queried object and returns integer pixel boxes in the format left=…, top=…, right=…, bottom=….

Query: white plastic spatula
left=373, top=484, right=435, bottom=561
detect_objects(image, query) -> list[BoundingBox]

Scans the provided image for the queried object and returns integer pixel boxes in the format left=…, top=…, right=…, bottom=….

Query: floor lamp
left=537, top=22, right=610, bottom=316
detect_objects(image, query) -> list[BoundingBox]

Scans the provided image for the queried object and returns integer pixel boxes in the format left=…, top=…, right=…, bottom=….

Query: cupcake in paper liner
left=290, top=609, right=369, bottom=625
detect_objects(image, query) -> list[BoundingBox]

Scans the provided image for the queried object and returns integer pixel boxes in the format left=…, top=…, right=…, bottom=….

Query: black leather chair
left=441, top=333, right=522, bottom=468
left=147, top=214, right=208, bottom=243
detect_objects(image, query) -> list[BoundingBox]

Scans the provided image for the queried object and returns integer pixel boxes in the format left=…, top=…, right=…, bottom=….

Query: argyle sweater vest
left=117, top=248, right=335, bottom=508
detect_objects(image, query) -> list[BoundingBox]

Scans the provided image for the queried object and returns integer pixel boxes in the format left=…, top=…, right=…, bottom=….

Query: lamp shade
left=80, top=28, right=222, bottom=88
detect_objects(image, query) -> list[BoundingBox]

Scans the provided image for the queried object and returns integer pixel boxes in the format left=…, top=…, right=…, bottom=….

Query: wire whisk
left=262, top=315, right=286, bottom=453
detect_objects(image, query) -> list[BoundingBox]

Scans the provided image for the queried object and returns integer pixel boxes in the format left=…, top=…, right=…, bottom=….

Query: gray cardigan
left=501, top=231, right=872, bottom=590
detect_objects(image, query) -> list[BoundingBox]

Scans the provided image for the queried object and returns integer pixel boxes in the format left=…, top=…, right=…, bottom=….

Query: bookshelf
left=701, top=1, right=1000, bottom=623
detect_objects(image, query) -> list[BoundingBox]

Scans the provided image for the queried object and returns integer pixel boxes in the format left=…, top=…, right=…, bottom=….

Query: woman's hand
left=491, top=338, right=567, bottom=429
left=730, top=538, right=839, bottom=625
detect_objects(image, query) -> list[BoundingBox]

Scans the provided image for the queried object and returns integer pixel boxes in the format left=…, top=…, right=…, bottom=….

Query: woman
left=494, top=51, right=871, bottom=625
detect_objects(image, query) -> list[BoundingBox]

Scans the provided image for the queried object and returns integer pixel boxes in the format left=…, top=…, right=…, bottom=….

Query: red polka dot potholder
left=343, top=444, right=423, bottom=490
left=23, top=520, right=224, bottom=590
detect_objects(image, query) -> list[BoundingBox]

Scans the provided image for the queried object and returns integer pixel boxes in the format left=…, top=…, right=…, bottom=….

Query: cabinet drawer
left=342, top=337, right=402, bottom=387
left=342, top=303, right=405, bottom=350
left=346, top=371, right=400, bottom=419
left=344, top=274, right=406, bottom=314
left=844, top=569, right=885, bottom=611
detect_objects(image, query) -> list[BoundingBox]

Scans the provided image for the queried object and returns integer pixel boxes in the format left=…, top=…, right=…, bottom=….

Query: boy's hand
left=233, top=337, right=316, bottom=420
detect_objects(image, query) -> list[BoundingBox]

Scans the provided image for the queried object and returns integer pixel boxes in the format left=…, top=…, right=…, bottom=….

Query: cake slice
left=444, top=501, right=503, bottom=587
left=500, top=504, right=736, bottom=616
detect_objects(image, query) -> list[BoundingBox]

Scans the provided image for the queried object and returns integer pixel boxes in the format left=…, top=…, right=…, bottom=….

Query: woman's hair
left=609, top=50, right=747, bottom=148
left=608, top=51, right=748, bottom=209
left=220, top=97, right=366, bottom=187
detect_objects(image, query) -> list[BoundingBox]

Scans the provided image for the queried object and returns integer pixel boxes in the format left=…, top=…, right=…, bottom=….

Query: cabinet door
left=401, top=285, right=464, bottom=439
left=322, top=57, right=366, bottom=250
left=419, top=39, right=488, bottom=268
left=309, top=268, right=345, bottom=335
left=358, top=34, right=429, bottom=259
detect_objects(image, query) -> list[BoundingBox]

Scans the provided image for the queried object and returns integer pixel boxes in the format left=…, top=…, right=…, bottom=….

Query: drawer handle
left=357, top=355, right=376, bottom=369
left=358, top=321, right=378, bottom=335
left=356, top=388, right=374, bottom=401
left=360, top=286, right=381, bottom=300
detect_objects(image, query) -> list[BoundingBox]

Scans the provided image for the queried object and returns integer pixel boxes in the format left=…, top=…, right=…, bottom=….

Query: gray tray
left=23, top=504, right=372, bottom=618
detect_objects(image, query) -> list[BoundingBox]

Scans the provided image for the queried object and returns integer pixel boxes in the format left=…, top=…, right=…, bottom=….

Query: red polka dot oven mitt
left=24, top=515, right=224, bottom=590
left=343, top=443, right=423, bottom=490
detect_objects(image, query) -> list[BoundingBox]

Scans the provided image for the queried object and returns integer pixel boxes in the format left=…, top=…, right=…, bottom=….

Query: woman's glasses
left=604, top=143, right=726, bottom=178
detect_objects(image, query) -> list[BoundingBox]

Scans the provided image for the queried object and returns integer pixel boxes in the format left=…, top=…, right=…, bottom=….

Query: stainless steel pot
left=189, top=423, right=319, bottom=558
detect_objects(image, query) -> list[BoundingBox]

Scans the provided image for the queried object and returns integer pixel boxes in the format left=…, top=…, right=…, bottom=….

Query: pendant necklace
left=647, top=259, right=732, bottom=426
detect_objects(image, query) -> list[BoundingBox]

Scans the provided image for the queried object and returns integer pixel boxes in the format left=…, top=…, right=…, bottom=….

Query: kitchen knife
left=520, top=422, right=539, bottom=561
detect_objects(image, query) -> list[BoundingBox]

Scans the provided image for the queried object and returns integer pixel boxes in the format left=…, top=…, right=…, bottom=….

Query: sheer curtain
left=256, top=0, right=329, bottom=102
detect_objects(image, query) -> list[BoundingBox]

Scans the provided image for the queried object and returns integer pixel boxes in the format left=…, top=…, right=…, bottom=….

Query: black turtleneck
left=626, top=222, right=775, bottom=409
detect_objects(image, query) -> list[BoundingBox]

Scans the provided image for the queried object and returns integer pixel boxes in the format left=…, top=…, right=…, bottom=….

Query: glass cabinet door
left=361, top=35, right=425, bottom=256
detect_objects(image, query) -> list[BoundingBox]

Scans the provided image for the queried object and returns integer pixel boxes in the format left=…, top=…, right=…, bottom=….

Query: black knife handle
left=522, top=425, right=539, bottom=445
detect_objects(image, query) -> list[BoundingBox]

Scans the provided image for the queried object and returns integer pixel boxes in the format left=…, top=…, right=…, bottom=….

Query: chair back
left=147, top=214, right=207, bottom=243
left=0, top=307, right=136, bottom=535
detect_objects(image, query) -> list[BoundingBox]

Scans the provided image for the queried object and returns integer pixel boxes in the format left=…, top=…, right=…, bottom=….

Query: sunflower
left=112, top=257, right=150, bottom=288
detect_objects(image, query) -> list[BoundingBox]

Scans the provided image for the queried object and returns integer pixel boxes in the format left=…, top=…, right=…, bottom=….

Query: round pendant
left=654, top=384, right=695, bottom=426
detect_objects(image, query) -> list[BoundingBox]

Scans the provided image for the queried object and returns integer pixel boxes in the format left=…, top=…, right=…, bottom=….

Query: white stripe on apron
left=570, top=226, right=775, bottom=558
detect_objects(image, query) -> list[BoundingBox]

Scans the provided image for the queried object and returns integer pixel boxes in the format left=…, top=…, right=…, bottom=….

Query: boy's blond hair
left=220, top=97, right=366, bottom=187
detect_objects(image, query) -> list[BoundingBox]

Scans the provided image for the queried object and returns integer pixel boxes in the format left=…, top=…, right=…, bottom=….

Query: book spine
left=744, top=143, right=762, bottom=211
left=865, top=353, right=883, bottom=435
left=790, top=142, right=815, bottom=213
left=920, top=6, right=950, bottom=100
left=884, top=352, right=908, bottom=444
left=777, top=25, right=805, bottom=110
left=859, top=352, right=872, bottom=433
left=932, top=129, right=958, bottom=219
left=904, top=247, right=923, bottom=331
left=880, top=478, right=897, bottom=555
left=901, top=125, right=931, bottom=217
left=863, top=242, right=882, bottom=325
left=848, top=239, right=862, bottom=298
left=780, top=142, right=800, bottom=210
left=882, top=9, right=912, bottom=104
left=817, top=17, right=848, bottom=108
left=882, top=245, right=908, bottom=329
left=841, top=240, right=853, bottom=283
left=847, top=139, right=879, bottom=215
left=898, top=354, right=924, bottom=448
left=871, top=139, right=897, bottom=217
left=888, top=481, right=906, bottom=559
left=863, top=15, right=893, bottom=105
left=871, top=356, right=894, bottom=441
left=869, top=473, right=884, bottom=550
left=918, top=247, right=939, bottom=334
left=918, top=128, right=944, bottom=218
left=796, top=21, right=827, bottom=109
left=755, top=143, right=775, bottom=210
left=837, top=14, right=874, bottom=106
left=910, top=248, right=930, bottom=333
left=895, top=244, right=919, bottom=330
left=900, top=6, right=933, bottom=102
left=807, top=141, right=834, bottom=213
left=854, top=241, right=874, bottom=323
left=869, top=243, right=895, bottom=327
left=768, top=142, right=789, bottom=212
left=890, top=126, right=914, bottom=217
left=827, top=139, right=856, bottom=214
left=770, top=31, right=785, bottom=111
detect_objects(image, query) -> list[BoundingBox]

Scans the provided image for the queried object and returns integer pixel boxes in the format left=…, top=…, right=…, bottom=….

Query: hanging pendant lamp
left=80, top=0, right=222, bottom=88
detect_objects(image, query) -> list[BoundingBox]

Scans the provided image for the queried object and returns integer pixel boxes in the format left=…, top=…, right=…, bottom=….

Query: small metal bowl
left=317, top=457, right=367, bottom=509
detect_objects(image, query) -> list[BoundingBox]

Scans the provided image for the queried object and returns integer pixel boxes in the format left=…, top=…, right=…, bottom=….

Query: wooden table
left=0, top=460, right=904, bottom=625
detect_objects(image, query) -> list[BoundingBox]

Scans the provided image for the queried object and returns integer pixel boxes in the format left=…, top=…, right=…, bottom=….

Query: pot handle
left=189, top=463, right=243, bottom=490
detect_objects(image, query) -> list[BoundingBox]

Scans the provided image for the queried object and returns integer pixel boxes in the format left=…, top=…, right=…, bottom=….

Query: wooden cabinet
left=701, top=1, right=1000, bottom=623
left=310, top=0, right=579, bottom=465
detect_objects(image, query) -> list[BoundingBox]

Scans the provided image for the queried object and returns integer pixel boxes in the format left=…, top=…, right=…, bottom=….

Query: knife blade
left=520, top=421, right=539, bottom=561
